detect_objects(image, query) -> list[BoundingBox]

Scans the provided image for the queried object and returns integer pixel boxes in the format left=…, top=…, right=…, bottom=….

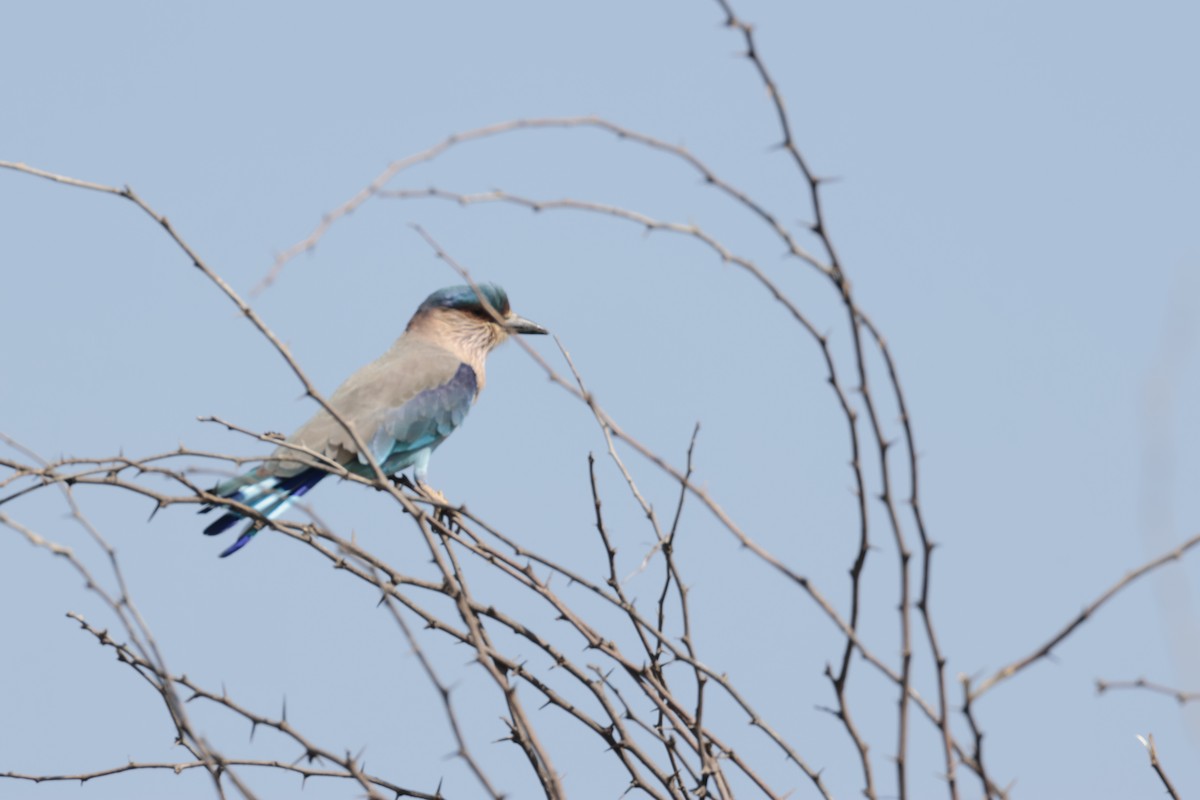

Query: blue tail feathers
left=200, top=467, right=327, bottom=556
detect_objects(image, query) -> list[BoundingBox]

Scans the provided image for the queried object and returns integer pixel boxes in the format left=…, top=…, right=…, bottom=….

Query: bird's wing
left=369, top=361, right=476, bottom=470
left=269, top=338, right=476, bottom=473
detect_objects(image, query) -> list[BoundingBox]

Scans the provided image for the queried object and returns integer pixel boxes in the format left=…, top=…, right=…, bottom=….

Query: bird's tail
left=199, top=466, right=327, bottom=557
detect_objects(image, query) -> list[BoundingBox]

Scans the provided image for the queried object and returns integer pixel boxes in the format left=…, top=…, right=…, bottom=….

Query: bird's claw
left=416, top=482, right=460, bottom=529
left=390, top=473, right=418, bottom=492
left=389, top=475, right=459, bottom=527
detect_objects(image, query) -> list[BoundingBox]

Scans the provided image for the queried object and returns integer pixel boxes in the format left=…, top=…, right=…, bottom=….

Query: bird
left=199, top=283, right=546, bottom=557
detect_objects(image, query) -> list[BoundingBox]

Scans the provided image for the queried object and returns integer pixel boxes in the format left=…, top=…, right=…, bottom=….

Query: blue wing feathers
left=367, top=363, right=476, bottom=474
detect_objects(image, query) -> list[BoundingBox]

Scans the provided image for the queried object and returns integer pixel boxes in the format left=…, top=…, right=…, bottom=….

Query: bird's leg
left=408, top=452, right=459, bottom=527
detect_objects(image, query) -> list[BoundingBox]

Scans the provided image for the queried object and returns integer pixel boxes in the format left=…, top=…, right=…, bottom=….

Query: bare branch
left=1136, top=734, right=1181, bottom=800
left=1097, top=678, right=1200, bottom=706
left=972, top=529, right=1200, bottom=699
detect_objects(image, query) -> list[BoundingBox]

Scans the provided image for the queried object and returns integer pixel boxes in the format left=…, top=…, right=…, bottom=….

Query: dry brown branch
left=1097, top=678, right=1200, bottom=706
left=390, top=181, right=892, bottom=795
left=971, top=529, right=1200, bottom=699
left=224, top=459, right=708, bottom=797
left=374, top=570, right=505, bottom=799
left=0, top=760, right=431, bottom=794
left=394, top=178, right=945, bottom=799
left=859, top=314, right=956, bottom=795
left=427, top=520, right=565, bottom=798
left=655, top=427, right=713, bottom=796
left=67, top=612, right=434, bottom=800
left=87, top=603, right=412, bottom=797
left=1137, top=734, right=1181, bottom=800
left=5, top=438, right=859, bottom=793
left=0, top=435, right=254, bottom=798
left=1, top=467, right=451, bottom=799
left=713, top=3, right=957, bottom=794
left=959, top=675, right=1005, bottom=800
left=260, top=116, right=831, bottom=295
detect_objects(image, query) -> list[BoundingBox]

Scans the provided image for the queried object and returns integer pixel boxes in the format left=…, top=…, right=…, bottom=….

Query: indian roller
left=199, top=283, right=546, bottom=556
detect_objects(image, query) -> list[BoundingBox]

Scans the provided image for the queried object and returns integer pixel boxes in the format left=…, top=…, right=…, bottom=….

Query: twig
left=1136, top=734, right=1181, bottom=800
left=1096, top=677, right=1200, bottom=705
left=972, top=529, right=1200, bottom=699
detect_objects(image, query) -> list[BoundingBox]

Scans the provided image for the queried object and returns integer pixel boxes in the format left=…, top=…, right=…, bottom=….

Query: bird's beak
left=506, top=315, right=548, bottom=335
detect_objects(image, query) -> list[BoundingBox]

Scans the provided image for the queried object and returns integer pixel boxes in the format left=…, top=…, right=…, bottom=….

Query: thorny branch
left=1096, top=677, right=1200, bottom=705
left=970, top=529, right=1200, bottom=700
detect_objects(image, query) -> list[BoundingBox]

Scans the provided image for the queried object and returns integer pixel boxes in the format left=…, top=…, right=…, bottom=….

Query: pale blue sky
left=3, top=1, right=1199, bottom=798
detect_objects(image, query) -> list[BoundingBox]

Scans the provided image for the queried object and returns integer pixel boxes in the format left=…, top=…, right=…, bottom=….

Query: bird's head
left=407, top=283, right=547, bottom=356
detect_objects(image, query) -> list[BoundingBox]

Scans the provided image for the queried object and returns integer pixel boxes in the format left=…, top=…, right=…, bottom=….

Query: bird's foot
left=417, top=484, right=448, bottom=506
left=390, top=474, right=418, bottom=492
left=415, top=481, right=460, bottom=529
